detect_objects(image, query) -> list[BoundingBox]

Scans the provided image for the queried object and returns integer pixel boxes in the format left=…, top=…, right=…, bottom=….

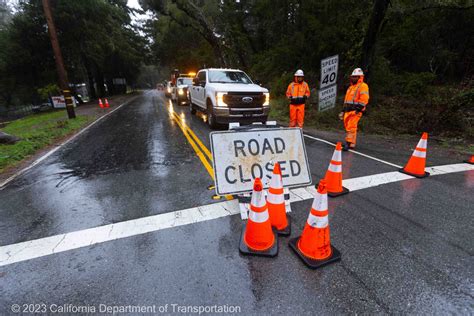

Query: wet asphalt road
left=1, top=90, right=473, bottom=314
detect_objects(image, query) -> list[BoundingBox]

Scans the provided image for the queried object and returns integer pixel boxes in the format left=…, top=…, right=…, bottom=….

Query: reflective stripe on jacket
left=286, top=81, right=310, bottom=99
left=344, top=76, right=369, bottom=108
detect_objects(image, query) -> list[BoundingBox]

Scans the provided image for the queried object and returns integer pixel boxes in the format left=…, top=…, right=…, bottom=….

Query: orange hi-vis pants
left=290, top=104, right=305, bottom=128
left=343, top=110, right=362, bottom=146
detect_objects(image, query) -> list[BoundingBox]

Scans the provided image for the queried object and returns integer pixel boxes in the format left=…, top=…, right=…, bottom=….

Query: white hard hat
left=294, top=69, right=304, bottom=76
left=351, top=68, right=364, bottom=76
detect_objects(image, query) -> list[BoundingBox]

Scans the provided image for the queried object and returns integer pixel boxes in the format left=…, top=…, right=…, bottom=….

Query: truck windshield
left=208, top=70, right=253, bottom=84
left=177, top=78, right=193, bottom=85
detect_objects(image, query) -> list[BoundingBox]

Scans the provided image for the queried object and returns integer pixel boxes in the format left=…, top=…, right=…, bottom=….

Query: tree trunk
left=95, top=69, right=105, bottom=98
left=42, top=0, right=76, bottom=119
left=360, top=0, right=391, bottom=82
left=83, top=57, right=96, bottom=99
left=106, top=77, right=115, bottom=96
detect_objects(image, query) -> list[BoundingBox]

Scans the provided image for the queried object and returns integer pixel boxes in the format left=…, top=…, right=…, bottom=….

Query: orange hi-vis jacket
left=344, top=77, right=369, bottom=111
left=286, top=81, right=310, bottom=104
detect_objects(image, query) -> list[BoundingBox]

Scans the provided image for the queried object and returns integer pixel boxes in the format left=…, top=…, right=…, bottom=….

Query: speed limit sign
left=320, top=55, right=338, bottom=89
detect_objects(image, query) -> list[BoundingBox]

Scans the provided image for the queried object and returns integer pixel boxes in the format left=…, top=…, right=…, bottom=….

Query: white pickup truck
left=188, top=68, right=270, bottom=129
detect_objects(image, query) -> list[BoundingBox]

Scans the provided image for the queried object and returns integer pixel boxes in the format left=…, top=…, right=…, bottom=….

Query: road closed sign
left=210, top=128, right=311, bottom=195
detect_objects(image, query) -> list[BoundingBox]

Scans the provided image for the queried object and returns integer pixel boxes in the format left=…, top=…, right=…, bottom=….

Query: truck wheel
left=207, top=101, right=218, bottom=130
left=189, top=97, right=196, bottom=115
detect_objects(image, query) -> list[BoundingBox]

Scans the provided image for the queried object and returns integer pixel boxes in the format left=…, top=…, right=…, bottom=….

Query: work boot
left=342, top=142, right=350, bottom=151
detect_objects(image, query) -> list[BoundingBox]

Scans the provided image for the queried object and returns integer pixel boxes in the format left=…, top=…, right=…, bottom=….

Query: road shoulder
left=0, top=92, right=141, bottom=186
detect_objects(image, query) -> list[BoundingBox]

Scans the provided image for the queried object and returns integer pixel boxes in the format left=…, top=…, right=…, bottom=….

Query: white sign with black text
left=318, top=85, right=337, bottom=112
left=320, top=55, right=339, bottom=89
left=319, top=54, right=339, bottom=111
left=50, top=95, right=77, bottom=109
left=210, top=128, right=312, bottom=195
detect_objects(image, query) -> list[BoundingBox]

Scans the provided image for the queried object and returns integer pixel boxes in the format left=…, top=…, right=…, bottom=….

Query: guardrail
left=0, top=104, right=36, bottom=121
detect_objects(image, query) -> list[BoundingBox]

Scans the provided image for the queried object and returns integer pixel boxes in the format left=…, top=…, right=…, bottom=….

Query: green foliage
left=0, top=0, right=146, bottom=106
left=403, top=72, right=436, bottom=96
left=268, top=73, right=294, bottom=97
left=37, top=84, right=60, bottom=100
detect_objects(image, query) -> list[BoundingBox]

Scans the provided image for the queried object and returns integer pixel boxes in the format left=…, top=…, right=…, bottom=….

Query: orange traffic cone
left=98, top=98, right=104, bottom=108
left=324, top=142, right=349, bottom=197
left=399, top=132, right=430, bottom=178
left=267, top=163, right=291, bottom=236
left=239, top=178, right=278, bottom=257
left=464, top=155, right=474, bottom=165
left=289, top=180, right=341, bottom=269
left=104, top=98, right=110, bottom=108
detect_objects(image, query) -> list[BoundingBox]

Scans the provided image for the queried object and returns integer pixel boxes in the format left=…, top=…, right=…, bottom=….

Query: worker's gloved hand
left=290, top=97, right=304, bottom=105
left=338, top=112, right=344, bottom=120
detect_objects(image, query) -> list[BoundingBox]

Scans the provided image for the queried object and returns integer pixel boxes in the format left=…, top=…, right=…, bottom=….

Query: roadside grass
left=0, top=111, right=92, bottom=173
left=269, top=90, right=473, bottom=154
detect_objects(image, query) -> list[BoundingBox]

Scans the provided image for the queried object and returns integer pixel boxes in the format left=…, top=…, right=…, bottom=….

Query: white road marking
left=303, top=134, right=403, bottom=168
left=0, top=200, right=241, bottom=267
left=0, top=96, right=139, bottom=190
left=1, top=162, right=472, bottom=267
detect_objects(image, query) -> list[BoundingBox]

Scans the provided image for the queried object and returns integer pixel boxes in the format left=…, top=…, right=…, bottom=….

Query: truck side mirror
left=193, top=78, right=200, bottom=86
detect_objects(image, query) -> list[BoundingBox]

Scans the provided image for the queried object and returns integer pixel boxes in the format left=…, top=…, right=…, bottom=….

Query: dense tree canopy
left=0, top=0, right=146, bottom=106
left=142, top=0, right=473, bottom=93
left=0, top=0, right=472, bottom=138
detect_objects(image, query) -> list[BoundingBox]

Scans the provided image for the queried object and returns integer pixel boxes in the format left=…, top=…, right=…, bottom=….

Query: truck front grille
left=223, top=92, right=264, bottom=108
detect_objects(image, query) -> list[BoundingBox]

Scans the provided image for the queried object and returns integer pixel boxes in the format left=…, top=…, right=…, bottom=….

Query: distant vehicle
left=32, top=102, right=52, bottom=113
left=165, top=81, right=172, bottom=98
left=188, top=68, right=270, bottom=129
left=171, top=77, right=193, bottom=105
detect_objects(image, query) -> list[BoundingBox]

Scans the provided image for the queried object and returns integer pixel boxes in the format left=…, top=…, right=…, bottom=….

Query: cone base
left=464, top=160, right=474, bottom=165
left=289, top=237, right=341, bottom=269
left=239, top=223, right=279, bottom=257
left=399, top=168, right=430, bottom=178
left=327, top=186, right=349, bottom=198
left=275, top=216, right=291, bottom=237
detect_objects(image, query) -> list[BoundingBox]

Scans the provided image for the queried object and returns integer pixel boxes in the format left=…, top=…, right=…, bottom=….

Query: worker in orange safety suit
left=339, top=68, right=369, bottom=151
left=286, top=69, right=310, bottom=128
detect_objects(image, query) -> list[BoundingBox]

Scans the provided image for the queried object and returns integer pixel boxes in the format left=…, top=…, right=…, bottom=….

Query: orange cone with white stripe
left=98, top=98, right=104, bottom=108
left=399, top=132, right=430, bottom=178
left=324, top=142, right=349, bottom=197
left=104, top=98, right=110, bottom=108
left=267, top=163, right=291, bottom=236
left=239, top=178, right=278, bottom=257
left=289, top=179, right=341, bottom=269
left=464, top=155, right=474, bottom=165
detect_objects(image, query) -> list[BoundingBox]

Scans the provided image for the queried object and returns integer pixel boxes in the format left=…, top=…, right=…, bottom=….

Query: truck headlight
left=178, top=88, right=184, bottom=95
left=216, top=92, right=227, bottom=107
left=167, top=87, right=171, bottom=93
left=263, top=92, right=270, bottom=106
